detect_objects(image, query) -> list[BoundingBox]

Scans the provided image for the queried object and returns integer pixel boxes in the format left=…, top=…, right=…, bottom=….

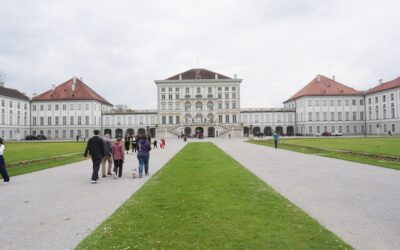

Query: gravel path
left=214, top=139, right=400, bottom=250
left=0, top=140, right=185, bottom=250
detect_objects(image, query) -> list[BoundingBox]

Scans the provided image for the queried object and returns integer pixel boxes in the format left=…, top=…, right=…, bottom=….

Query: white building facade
left=2, top=70, right=400, bottom=140
left=0, top=83, right=30, bottom=140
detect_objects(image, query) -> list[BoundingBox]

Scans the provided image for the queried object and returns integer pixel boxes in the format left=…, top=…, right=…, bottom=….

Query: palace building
left=1, top=68, right=400, bottom=140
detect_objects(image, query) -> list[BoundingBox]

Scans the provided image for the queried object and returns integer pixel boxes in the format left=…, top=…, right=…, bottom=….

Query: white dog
left=131, top=168, right=137, bottom=178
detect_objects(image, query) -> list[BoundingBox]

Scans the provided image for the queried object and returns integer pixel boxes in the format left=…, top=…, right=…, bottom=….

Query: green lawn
left=251, top=137, right=400, bottom=170
left=77, top=143, right=351, bottom=250
left=2, top=141, right=86, bottom=178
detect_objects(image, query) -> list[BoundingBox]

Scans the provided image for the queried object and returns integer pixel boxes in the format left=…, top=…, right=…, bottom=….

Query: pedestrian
left=160, top=138, right=166, bottom=149
left=184, top=135, right=187, bottom=142
left=273, top=130, right=279, bottom=149
left=137, top=134, right=151, bottom=178
left=0, top=138, right=10, bottom=184
left=124, top=134, right=131, bottom=154
left=84, top=130, right=105, bottom=183
left=101, top=134, right=113, bottom=177
left=132, top=136, right=138, bottom=153
left=153, top=139, right=158, bottom=149
left=229, top=133, right=231, bottom=139
left=76, top=135, right=80, bottom=142
left=112, top=137, right=125, bottom=178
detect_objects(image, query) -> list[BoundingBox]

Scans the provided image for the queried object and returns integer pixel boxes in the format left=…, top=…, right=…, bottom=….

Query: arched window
left=207, top=101, right=213, bottom=111
left=196, top=113, right=203, bottom=123
left=185, top=101, right=191, bottom=111
left=185, top=113, right=192, bottom=123
left=207, top=113, right=214, bottom=123
left=195, top=101, right=203, bottom=111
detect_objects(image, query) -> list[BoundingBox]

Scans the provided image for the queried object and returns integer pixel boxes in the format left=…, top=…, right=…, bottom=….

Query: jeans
left=0, top=155, right=10, bottom=182
left=137, top=154, right=150, bottom=175
left=91, top=156, right=102, bottom=181
left=113, top=159, right=123, bottom=177
left=101, top=155, right=113, bottom=175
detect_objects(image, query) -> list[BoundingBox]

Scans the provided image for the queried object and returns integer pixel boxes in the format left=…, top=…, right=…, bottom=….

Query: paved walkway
left=0, top=140, right=185, bottom=250
left=214, top=139, right=400, bottom=250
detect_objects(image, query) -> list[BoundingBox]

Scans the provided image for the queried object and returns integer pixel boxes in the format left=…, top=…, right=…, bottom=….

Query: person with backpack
left=137, top=134, right=151, bottom=178
left=84, top=130, right=105, bottom=183
left=112, top=137, right=125, bottom=178
left=0, top=138, right=10, bottom=184
left=101, top=134, right=113, bottom=177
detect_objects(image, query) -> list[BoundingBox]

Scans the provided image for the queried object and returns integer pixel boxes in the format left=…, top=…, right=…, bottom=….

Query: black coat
left=84, top=135, right=105, bottom=159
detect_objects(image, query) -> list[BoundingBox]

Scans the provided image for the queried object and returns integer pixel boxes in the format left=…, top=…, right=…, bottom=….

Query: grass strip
left=4, top=155, right=84, bottom=177
left=250, top=139, right=400, bottom=170
left=77, top=142, right=351, bottom=250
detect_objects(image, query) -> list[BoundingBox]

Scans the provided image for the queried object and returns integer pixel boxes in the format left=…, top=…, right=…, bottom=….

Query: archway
left=184, top=113, right=192, bottom=124
left=207, top=101, right=214, bottom=111
left=264, top=127, right=272, bottom=136
left=286, top=126, right=294, bottom=136
left=195, top=101, right=203, bottom=111
left=243, top=127, right=249, bottom=137
left=208, top=127, right=215, bottom=137
left=115, top=128, right=123, bottom=138
left=207, top=113, right=214, bottom=123
left=253, top=127, right=261, bottom=135
left=104, top=129, right=112, bottom=137
left=195, top=127, right=204, bottom=138
left=126, top=128, right=134, bottom=136
left=276, top=126, right=283, bottom=135
left=138, top=128, right=146, bottom=135
left=149, top=128, right=156, bottom=138
left=184, top=127, right=192, bottom=137
left=185, top=101, right=191, bottom=111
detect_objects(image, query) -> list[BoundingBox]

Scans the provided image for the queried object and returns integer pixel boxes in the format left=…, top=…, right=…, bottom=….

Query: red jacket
left=112, top=141, right=125, bottom=160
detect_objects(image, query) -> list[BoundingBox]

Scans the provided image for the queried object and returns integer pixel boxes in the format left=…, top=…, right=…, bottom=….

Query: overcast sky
left=1, top=0, right=399, bottom=109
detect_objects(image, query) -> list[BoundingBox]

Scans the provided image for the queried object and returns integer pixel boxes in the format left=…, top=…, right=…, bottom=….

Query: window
left=77, top=104, right=81, bottom=110
left=208, top=87, right=212, bottom=93
left=225, top=87, right=228, bottom=91
left=161, top=95, right=165, bottom=100
left=225, top=93, right=229, bottom=99
left=330, top=100, right=334, bottom=106
left=360, top=99, right=364, bottom=105
left=354, top=125, right=357, bottom=133
left=322, top=100, right=327, bottom=106
left=392, top=124, right=395, bottom=132
left=308, top=112, right=312, bottom=121
left=55, top=117, right=59, bottom=125
left=218, top=87, right=222, bottom=91
left=225, top=102, right=229, bottom=109
left=218, top=94, right=222, bottom=99
left=316, top=112, right=320, bottom=121
left=338, top=112, right=342, bottom=121
left=345, top=112, right=349, bottom=121
left=63, top=116, right=67, bottom=125
left=48, top=117, right=51, bottom=125
left=309, top=126, right=313, bottom=134
left=232, top=87, right=236, bottom=91
left=70, top=116, right=74, bottom=125
left=169, top=116, right=173, bottom=124
left=162, top=116, right=166, bottom=124
left=47, top=105, right=51, bottom=111
left=55, top=104, right=59, bottom=111
left=368, top=98, right=371, bottom=105
left=384, top=124, right=387, bottom=133
left=168, top=103, right=173, bottom=110
left=346, top=125, right=350, bottom=133
left=337, top=100, right=342, bottom=106
left=375, top=96, right=378, bottom=103
left=40, top=105, right=44, bottom=111
left=161, top=88, right=165, bottom=92
left=383, top=104, right=387, bottom=119
left=70, top=130, right=74, bottom=138
left=168, top=95, right=172, bottom=100
left=175, top=88, right=179, bottom=91
left=360, top=112, right=364, bottom=121
left=40, top=116, right=44, bottom=125
left=85, top=116, right=89, bottom=125
left=391, top=103, right=395, bottom=118
left=232, top=102, right=237, bottom=109
left=353, top=112, right=357, bottom=121
left=85, top=104, right=89, bottom=110
left=390, top=93, right=394, bottom=101
left=323, top=112, right=327, bottom=121
left=78, top=116, right=82, bottom=125
left=232, top=115, right=237, bottom=123
left=168, top=88, right=172, bottom=92
left=176, top=116, right=180, bottom=124
left=185, top=87, right=190, bottom=94
left=63, top=105, right=66, bottom=110
left=32, top=117, right=37, bottom=126
left=307, top=100, right=312, bottom=106
left=70, top=104, right=74, bottom=110
left=315, top=100, right=320, bottom=106
left=232, top=93, right=236, bottom=99
left=225, top=115, right=230, bottom=123
left=352, top=99, right=356, bottom=105
left=382, top=95, right=386, bottom=102
left=176, top=94, right=180, bottom=99
left=197, top=87, right=201, bottom=94
left=218, top=115, right=223, bottom=123
left=218, top=102, right=222, bottom=109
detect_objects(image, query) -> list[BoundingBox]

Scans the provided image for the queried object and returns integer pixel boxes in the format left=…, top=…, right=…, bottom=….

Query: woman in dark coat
left=0, top=138, right=10, bottom=184
left=124, top=134, right=131, bottom=154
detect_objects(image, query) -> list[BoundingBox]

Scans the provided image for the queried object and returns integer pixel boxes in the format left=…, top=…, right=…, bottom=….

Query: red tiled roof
left=166, top=68, right=232, bottom=80
left=285, top=75, right=363, bottom=102
left=0, top=85, right=30, bottom=101
left=366, top=76, right=400, bottom=94
left=32, top=77, right=112, bottom=105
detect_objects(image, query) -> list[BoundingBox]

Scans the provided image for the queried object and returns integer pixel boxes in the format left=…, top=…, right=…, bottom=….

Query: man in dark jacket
left=84, top=130, right=105, bottom=183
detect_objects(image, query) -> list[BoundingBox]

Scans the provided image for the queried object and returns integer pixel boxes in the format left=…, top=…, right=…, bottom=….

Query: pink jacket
left=112, top=141, right=125, bottom=160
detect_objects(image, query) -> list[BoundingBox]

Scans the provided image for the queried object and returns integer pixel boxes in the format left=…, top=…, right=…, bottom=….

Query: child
left=153, top=139, right=158, bottom=149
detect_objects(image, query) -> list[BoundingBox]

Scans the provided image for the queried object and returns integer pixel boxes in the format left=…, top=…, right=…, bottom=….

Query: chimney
left=379, top=79, right=383, bottom=84
left=52, top=84, right=56, bottom=91
left=234, top=74, right=237, bottom=79
left=72, top=77, right=76, bottom=91
left=317, top=75, right=321, bottom=82
left=178, top=74, right=182, bottom=80
left=332, top=75, right=335, bottom=81
left=215, top=73, right=218, bottom=79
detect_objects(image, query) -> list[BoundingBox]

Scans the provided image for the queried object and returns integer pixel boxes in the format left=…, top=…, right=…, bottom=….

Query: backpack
left=138, top=140, right=150, bottom=153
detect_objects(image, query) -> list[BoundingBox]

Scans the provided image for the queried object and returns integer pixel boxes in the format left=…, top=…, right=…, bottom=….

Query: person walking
left=131, top=136, right=137, bottom=153
left=112, top=137, right=125, bottom=178
left=0, top=138, right=10, bottom=184
left=124, top=134, right=131, bottom=154
left=229, top=133, right=231, bottom=139
left=101, top=134, right=113, bottom=177
left=153, top=139, right=158, bottom=149
left=137, top=134, right=151, bottom=178
left=273, top=130, right=279, bottom=149
left=84, top=130, right=105, bottom=183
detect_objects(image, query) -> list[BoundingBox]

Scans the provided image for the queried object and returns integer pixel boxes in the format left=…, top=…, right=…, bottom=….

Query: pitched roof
left=0, top=85, right=30, bottom=101
left=366, top=76, right=400, bottom=94
left=32, top=77, right=112, bottom=105
left=165, top=68, right=232, bottom=80
left=285, top=75, right=362, bottom=102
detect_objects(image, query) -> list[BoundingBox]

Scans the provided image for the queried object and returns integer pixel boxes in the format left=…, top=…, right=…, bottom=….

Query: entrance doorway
left=208, top=127, right=215, bottom=137
left=195, top=127, right=204, bottom=139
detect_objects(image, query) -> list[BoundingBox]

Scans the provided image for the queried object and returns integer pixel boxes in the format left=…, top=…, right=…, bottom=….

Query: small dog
left=131, top=168, right=137, bottom=178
